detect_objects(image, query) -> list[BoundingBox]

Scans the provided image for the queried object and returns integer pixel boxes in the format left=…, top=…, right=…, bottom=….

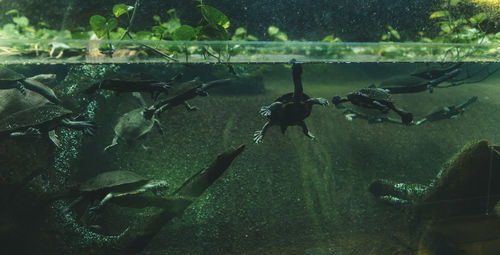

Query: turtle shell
left=272, top=92, right=312, bottom=122
left=356, top=88, right=392, bottom=102
left=79, top=170, right=149, bottom=192
left=0, top=103, right=71, bottom=133
left=114, top=108, right=155, bottom=141
left=0, top=67, right=25, bottom=81
left=379, top=76, right=429, bottom=93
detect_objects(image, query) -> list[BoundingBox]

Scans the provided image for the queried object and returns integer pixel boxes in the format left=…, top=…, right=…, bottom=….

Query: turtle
left=0, top=73, right=59, bottom=116
left=70, top=170, right=171, bottom=223
left=415, top=96, right=477, bottom=126
left=368, top=140, right=500, bottom=253
left=0, top=66, right=61, bottom=104
left=331, top=86, right=413, bottom=125
left=84, top=72, right=181, bottom=99
left=340, top=104, right=406, bottom=125
left=379, top=68, right=460, bottom=93
left=58, top=144, right=245, bottom=253
left=0, top=102, right=95, bottom=146
left=153, top=77, right=232, bottom=114
left=104, top=92, right=164, bottom=151
left=253, top=60, right=328, bottom=143
left=411, top=62, right=463, bottom=80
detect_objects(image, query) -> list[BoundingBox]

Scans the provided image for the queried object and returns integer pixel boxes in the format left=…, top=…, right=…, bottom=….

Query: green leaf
left=167, top=8, right=176, bottom=17
left=246, top=35, right=258, bottom=41
left=37, top=22, right=50, bottom=28
left=5, top=9, right=18, bottom=16
left=322, top=35, right=338, bottom=42
left=153, top=15, right=161, bottom=23
left=469, top=12, right=487, bottom=25
left=113, top=4, right=134, bottom=18
left=274, top=32, right=288, bottom=41
left=71, top=31, right=92, bottom=40
left=234, top=27, right=247, bottom=36
left=152, top=26, right=166, bottom=36
left=173, top=25, right=196, bottom=40
left=90, top=15, right=107, bottom=38
left=106, top=18, right=118, bottom=31
left=135, top=31, right=152, bottom=40
left=13, top=16, right=29, bottom=27
left=450, top=0, right=461, bottom=6
left=387, top=26, right=400, bottom=40
left=440, top=23, right=452, bottom=33
left=198, top=24, right=229, bottom=40
left=268, top=26, right=279, bottom=36
left=200, top=5, right=230, bottom=29
left=430, top=11, right=450, bottom=19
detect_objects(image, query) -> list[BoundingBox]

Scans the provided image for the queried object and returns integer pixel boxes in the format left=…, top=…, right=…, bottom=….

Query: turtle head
left=331, top=95, right=343, bottom=105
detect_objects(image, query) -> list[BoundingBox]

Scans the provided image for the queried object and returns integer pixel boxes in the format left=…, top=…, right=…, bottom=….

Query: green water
left=1, top=61, right=500, bottom=254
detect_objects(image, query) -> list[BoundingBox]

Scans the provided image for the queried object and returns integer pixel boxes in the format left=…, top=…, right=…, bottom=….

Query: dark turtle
left=415, top=96, right=477, bottom=126
left=104, top=93, right=163, bottom=151
left=84, top=72, right=181, bottom=98
left=332, top=86, right=413, bottom=125
left=0, top=102, right=95, bottom=145
left=254, top=60, right=328, bottom=143
left=0, top=67, right=61, bottom=104
left=153, top=77, right=232, bottom=113
left=411, top=62, right=463, bottom=80
left=379, top=68, right=460, bottom=93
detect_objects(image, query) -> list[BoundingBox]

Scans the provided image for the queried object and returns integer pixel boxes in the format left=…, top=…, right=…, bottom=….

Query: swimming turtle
left=340, top=104, right=405, bottom=124
left=253, top=60, right=328, bottom=143
left=153, top=77, right=232, bottom=114
left=58, top=144, right=245, bottom=254
left=84, top=72, right=181, bottom=99
left=332, top=86, right=413, bottom=125
left=415, top=96, right=478, bottom=126
left=0, top=102, right=95, bottom=145
left=411, top=63, right=463, bottom=80
left=0, top=74, right=59, bottom=116
left=0, top=67, right=61, bottom=104
left=71, top=170, right=171, bottom=222
left=104, top=92, right=163, bottom=151
left=379, top=69, right=460, bottom=93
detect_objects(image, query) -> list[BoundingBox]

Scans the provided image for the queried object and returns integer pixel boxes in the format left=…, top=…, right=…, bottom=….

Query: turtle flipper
left=299, top=121, right=315, bottom=140
left=260, top=101, right=282, bottom=117
left=184, top=101, right=198, bottom=111
left=104, top=136, right=119, bottom=151
left=10, top=127, right=42, bottom=137
left=390, top=106, right=413, bottom=125
left=153, top=119, right=165, bottom=135
left=60, top=118, right=96, bottom=135
left=254, top=122, right=271, bottom=144
left=306, top=97, right=329, bottom=106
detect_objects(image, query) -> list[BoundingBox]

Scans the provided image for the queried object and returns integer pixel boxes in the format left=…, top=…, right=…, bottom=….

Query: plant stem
left=119, top=0, right=140, bottom=41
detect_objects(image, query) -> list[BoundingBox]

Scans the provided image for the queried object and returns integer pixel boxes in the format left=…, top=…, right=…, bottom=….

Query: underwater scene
left=1, top=61, right=500, bottom=255
left=1, top=0, right=500, bottom=255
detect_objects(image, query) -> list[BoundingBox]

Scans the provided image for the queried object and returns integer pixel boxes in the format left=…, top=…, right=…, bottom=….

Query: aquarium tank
left=1, top=0, right=500, bottom=254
